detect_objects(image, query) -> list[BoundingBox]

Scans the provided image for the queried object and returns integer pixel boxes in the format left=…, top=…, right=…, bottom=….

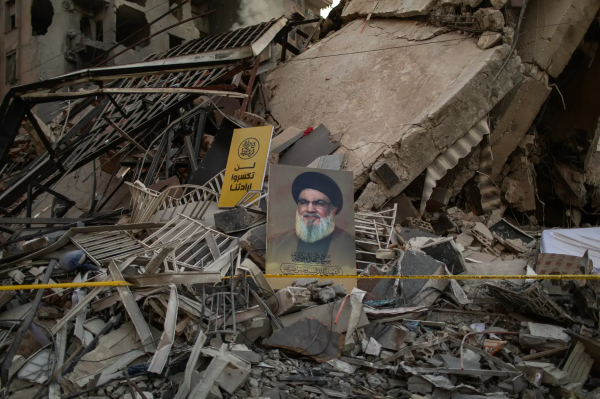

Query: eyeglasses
left=297, top=199, right=331, bottom=210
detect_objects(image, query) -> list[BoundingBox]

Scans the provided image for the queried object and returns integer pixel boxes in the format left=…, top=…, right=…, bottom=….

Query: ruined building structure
left=0, top=0, right=201, bottom=121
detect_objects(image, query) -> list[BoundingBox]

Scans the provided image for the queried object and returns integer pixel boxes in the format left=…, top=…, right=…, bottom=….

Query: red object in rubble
left=303, top=127, right=314, bottom=137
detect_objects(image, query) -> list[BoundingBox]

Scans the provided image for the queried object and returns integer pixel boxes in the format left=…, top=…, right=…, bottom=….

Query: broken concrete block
left=477, top=31, right=503, bottom=49
left=240, top=224, right=266, bottom=267
left=270, top=126, right=303, bottom=154
left=315, top=280, right=334, bottom=287
left=315, top=287, right=336, bottom=303
left=374, top=163, right=400, bottom=188
left=426, top=187, right=451, bottom=212
left=474, top=8, right=505, bottom=31
left=307, top=153, right=347, bottom=170
left=491, top=76, right=551, bottom=177
left=215, top=367, right=250, bottom=395
left=519, top=322, right=570, bottom=351
left=391, top=194, right=419, bottom=225
left=266, top=287, right=313, bottom=316
left=214, top=207, right=254, bottom=233
left=293, top=278, right=318, bottom=287
left=407, top=376, right=433, bottom=394
left=327, top=359, right=357, bottom=374
left=471, top=222, right=494, bottom=247
left=332, top=284, right=347, bottom=297
left=342, top=0, right=439, bottom=20
left=455, top=232, right=475, bottom=247
left=354, top=182, right=385, bottom=211
left=364, top=337, right=382, bottom=356
left=516, top=361, right=570, bottom=386
left=553, top=163, right=587, bottom=207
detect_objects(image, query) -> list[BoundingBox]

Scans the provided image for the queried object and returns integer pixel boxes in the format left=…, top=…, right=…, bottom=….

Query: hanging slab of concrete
left=490, top=74, right=552, bottom=177
left=342, top=0, right=439, bottom=20
left=267, top=19, right=523, bottom=203
left=516, top=0, right=600, bottom=78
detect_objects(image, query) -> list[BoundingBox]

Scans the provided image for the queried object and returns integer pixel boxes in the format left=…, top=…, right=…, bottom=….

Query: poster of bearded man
left=266, top=165, right=356, bottom=290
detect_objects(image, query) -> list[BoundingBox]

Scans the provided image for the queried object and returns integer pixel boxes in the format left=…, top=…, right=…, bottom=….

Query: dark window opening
left=5, top=51, right=17, bottom=85
left=80, top=17, right=92, bottom=38
left=169, top=0, right=183, bottom=20
left=5, top=0, right=16, bottom=32
left=95, top=20, right=103, bottom=42
left=31, top=0, right=54, bottom=36
left=169, top=33, right=184, bottom=49
left=116, top=6, right=150, bottom=47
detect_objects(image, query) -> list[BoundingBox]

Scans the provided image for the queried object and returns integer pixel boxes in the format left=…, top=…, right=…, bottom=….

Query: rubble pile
left=0, top=0, right=599, bottom=398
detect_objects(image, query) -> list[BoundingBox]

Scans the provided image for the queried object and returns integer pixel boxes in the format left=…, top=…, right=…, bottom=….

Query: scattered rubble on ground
left=0, top=0, right=600, bottom=398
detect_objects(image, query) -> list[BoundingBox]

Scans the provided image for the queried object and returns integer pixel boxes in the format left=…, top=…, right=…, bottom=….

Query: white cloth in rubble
left=540, top=227, right=600, bottom=273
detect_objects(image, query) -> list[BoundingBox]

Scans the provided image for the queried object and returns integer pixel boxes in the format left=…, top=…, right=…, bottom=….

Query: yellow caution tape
left=259, top=274, right=599, bottom=280
left=0, top=281, right=133, bottom=291
left=2, top=275, right=596, bottom=291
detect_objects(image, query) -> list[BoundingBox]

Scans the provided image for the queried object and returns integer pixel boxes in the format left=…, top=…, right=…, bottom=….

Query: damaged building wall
left=490, top=0, right=600, bottom=178
left=0, top=0, right=199, bottom=121
left=266, top=18, right=523, bottom=210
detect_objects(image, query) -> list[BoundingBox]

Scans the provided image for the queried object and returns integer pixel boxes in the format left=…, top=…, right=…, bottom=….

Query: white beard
left=295, top=212, right=335, bottom=243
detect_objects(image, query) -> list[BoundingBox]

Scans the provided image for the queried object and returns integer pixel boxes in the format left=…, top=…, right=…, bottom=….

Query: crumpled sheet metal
left=420, top=118, right=489, bottom=215
left=478, top=133, right=501, bottom=211
left=485, top=281, right=579, bottom=324
left=265, top=318, right=344, bottom=363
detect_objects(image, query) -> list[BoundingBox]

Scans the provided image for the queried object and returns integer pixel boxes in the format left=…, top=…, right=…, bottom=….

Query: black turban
left=291, top=172, right=343, bottom=214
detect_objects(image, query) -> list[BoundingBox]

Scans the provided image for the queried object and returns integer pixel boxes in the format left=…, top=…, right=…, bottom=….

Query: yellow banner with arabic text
left=218, top=125, right=273, bottom=208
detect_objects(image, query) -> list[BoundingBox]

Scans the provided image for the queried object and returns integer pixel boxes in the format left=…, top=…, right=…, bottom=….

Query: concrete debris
left=1, top=2, right=600, bottom=399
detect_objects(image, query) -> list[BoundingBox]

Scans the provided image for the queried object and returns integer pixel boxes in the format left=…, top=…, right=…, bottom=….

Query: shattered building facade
left=0, top=0, right=201, bottom=121
left=0, top=0, right=599, bottom=398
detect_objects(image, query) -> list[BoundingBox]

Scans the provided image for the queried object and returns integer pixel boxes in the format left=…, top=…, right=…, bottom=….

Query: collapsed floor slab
left=516, top=0, right=600, bottom=78
left=266, top=18, right=523, bottom=208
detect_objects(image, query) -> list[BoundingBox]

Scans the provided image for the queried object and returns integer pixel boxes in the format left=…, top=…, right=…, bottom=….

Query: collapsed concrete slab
left=516, top=0, right=600, bottom=78
left=267, top=18, right=523, bottom=209
left=490, top=72, right=551, bottom=177
left=342, top=0, right=439, bottom=20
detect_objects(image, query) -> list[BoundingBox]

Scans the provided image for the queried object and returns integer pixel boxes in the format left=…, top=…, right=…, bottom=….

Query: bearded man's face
left=295, top=189, right=337, bottom=243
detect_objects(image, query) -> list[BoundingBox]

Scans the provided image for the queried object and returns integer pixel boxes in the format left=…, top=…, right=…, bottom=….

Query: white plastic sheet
left=540, top=227, right=600, bottom=273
